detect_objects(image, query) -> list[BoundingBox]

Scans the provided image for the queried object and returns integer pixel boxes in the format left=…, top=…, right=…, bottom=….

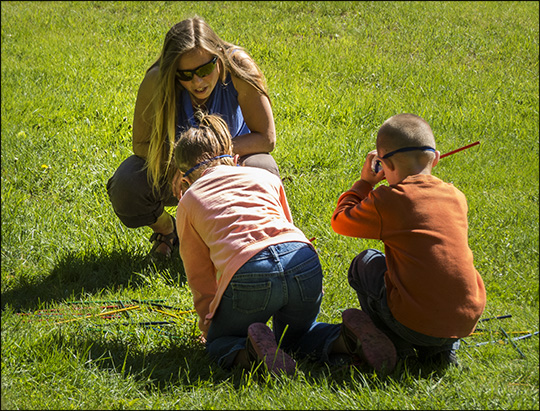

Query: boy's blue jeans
left=348, top=249, right=460, bottom=359
left=205, top=242, right=341, bottom=369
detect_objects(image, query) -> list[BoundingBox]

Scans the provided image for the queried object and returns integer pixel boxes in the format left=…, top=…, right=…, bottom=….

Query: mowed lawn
left=1, top=1, right=538, bottom=410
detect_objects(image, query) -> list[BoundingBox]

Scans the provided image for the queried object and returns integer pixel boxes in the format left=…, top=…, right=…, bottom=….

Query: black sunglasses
left=176, top=56, right=218, bottom=81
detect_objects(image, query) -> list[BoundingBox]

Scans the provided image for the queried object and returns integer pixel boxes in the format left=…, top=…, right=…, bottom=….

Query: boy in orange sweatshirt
left=331, top=113, right=486, bottom=367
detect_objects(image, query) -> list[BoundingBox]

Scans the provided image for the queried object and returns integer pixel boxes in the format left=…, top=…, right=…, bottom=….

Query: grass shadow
left=82, top=337, right=223, bottom=388
left=1, top=248, right=186, bottom=312
left=52, top=333, right=373, bottom=391
left=41, top=327, right=235, bottom=391
left=293, top=354, right=455, bottom=388
left=81, top=337, right=456, bottom=391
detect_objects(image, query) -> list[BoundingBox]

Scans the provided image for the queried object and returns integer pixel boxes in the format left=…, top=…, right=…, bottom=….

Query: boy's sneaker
left=246, top=322, right=296, bottom=375
left=341, top=308, right=397, bottom=375
left=417, top=348, right=458, bottom=368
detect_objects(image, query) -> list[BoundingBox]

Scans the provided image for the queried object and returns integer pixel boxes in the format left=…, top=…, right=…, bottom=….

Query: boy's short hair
left=377, top=114, right=436, bottom=152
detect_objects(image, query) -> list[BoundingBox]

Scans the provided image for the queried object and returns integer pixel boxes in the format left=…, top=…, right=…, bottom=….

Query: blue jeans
left=205, top=242, right=341, bottom=369
left=348, top=249, right=460, bottom=359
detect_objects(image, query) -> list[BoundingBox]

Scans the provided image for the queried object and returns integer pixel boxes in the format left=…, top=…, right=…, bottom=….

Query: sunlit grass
left=1, top=1, right=538, bottom=409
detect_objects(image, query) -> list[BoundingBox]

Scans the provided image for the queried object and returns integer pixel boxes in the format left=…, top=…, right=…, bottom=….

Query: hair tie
left=183, top=154, right=233, bottom=178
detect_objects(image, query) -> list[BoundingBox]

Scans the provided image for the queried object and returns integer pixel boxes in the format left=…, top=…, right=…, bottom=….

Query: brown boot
left=246, top=322, right=296, bottom=375
left=341, top=308, right=397, bottom=375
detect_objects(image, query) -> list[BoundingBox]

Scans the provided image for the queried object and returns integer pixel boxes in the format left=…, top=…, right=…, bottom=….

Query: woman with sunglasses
left=107, top=17, right=279, bottom=257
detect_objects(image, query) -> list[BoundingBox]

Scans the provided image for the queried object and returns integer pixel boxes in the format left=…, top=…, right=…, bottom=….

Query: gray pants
left=348, top=249, right=460, bottom=359
left=106, top=153, right=280, bottom=228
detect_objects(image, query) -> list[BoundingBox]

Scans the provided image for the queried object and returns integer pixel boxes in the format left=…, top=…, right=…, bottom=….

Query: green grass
left=1, top=1, right=538, bottom=409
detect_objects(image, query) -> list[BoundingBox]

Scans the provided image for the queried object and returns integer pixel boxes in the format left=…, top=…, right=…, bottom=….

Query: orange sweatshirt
left=176, top=165, right=310, bottom=337
left=331, top=174, right=485, bottom=338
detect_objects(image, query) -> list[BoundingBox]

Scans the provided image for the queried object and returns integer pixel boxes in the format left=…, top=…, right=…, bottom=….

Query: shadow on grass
left=64, top=335, right=453, bottom=392
left=52, top=333, right=376, bottom=390
left=1, top=317, right=453, bottom=395
left=297, top=354, right=453, bottom=385
left=2, top=245, right=451, bottom=390
left=76, top=335, right=227, bottom=388
left=1, top=248, right=186, bottom=312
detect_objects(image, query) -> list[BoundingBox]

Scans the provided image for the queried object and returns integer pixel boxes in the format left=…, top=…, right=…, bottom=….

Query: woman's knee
left=107, top=158, right=148, bottom=209
left=239, top=153, right=280, bottom=177
left=106, top=156, right=164, bottom=228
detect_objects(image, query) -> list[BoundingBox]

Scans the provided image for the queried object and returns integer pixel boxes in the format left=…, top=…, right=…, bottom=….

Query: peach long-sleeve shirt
left=331, top=174, right=486, bottom=338
left=176, top=165, right=310, bottom=337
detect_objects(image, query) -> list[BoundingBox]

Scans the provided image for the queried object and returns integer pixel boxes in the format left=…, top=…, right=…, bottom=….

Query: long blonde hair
left=146, top=16, right=269, bottom=191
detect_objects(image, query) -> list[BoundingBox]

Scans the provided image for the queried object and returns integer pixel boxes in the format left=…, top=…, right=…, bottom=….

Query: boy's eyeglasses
left=372, top=146, right=436, bottom=173
left=176, top=56, right=218, bottom=81
left=381, top=146, right=435, bottom=159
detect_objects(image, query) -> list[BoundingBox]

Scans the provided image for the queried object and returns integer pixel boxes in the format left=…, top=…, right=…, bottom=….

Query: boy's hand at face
left=361, top=150, right=385, bottom=186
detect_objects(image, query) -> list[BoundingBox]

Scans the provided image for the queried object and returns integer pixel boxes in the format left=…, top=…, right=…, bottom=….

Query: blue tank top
left=175, top=73, right=250, bottom=140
